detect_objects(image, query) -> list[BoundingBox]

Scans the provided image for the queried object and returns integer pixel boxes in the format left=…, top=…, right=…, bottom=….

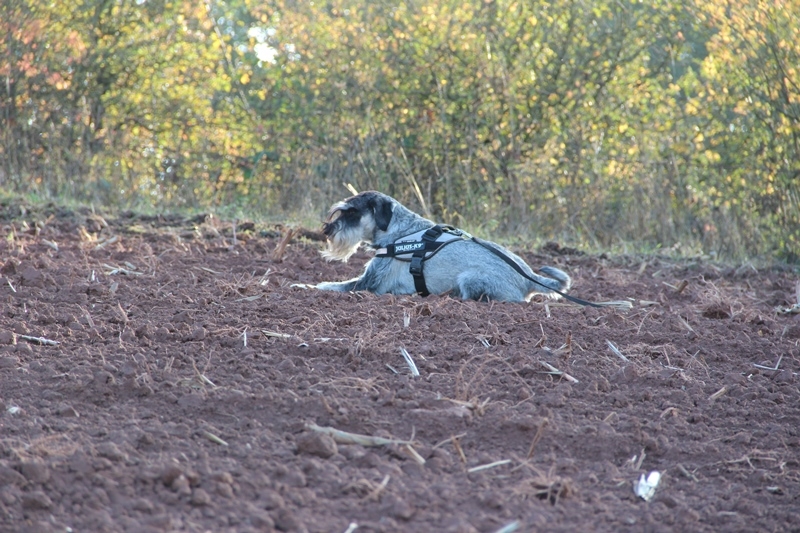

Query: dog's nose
left=322, top=222, right=336, bottom=237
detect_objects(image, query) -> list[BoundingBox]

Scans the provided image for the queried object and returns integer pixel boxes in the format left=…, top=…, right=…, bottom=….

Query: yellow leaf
left=240, top=73, right=250, bottom=84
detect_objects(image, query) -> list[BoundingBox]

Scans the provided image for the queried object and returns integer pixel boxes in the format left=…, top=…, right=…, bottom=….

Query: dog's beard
left=321, top=224, right=364, bottom=262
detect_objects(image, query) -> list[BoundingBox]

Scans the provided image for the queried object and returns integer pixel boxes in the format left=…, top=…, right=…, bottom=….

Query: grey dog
left=315, top=191, right=571, bottom=302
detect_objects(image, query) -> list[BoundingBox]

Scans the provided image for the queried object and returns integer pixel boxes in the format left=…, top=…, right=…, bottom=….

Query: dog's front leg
left=315, top=259, right=383, bottom=293
left=315, top=278, right=361, bottom=292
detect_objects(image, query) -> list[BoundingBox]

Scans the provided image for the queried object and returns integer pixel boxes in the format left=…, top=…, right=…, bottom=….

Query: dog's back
left=418, top=239, right=570, bottom=302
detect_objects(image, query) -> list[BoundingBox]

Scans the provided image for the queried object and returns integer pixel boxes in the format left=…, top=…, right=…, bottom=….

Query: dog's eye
left=327, top=207, right=359, bottom=224
left=340, top=208, right=360, bottom=219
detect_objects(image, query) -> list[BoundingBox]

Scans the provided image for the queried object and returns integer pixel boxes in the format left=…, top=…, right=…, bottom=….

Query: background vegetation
left=2, top=0, right=798, bottom=261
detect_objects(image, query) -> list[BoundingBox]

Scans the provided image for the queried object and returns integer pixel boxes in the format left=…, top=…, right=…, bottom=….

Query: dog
left=315, top=191, right=571, bottom=302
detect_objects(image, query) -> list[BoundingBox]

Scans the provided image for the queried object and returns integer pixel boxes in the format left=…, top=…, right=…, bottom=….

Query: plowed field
left=1, top=205, right=799, bottom=533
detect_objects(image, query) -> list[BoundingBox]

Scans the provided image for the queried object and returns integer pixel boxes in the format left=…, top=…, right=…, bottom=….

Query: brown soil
left=1, top=206, right=799, bottom=533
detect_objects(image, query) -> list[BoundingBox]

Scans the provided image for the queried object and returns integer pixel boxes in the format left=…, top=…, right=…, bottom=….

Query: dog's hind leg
left=455, top=272, right=522, bottom=302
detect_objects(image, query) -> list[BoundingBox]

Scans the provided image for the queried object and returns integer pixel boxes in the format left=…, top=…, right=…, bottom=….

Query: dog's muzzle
left=322, top=221, right=337, bottom=237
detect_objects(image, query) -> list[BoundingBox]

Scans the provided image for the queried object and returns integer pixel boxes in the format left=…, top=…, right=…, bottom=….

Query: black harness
left=375, top=224, right=602, bottom=307
left=375, top=225, right=470, bottom=296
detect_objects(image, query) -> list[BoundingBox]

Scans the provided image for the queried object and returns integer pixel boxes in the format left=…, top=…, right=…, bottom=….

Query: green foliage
left=1, top=0, right=798, bottom=261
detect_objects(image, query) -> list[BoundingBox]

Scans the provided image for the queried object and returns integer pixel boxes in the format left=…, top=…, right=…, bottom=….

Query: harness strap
left=410, top=226, right=445, bottom=296
left=472, top=237, right=603, bottom=308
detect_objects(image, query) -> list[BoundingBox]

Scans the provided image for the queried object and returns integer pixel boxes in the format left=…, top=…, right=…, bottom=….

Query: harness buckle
left=409, top=255, right=424, bottom=276
left=423, top=226, right=443, bottom=241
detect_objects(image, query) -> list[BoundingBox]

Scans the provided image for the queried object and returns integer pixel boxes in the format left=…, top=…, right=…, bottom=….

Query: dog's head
left=321, top=191, right=394, bottom=261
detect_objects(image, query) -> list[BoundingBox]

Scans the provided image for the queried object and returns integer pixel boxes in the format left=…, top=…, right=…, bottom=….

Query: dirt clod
left=19, top=461, right=50, bottom=484
left=296, top=432, right=338, bottom=459
left=21, top=491, right=53, bottom=511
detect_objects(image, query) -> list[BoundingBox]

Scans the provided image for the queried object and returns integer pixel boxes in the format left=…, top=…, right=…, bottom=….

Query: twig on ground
left=635, top=448, right=646, bottom=470
left=539, top=361, right=579, bottom=383
left=262, top=330, right=292, bottom=339
left=93, top=235, right=119, bottom=250
left=102, top=263, right=143, bottom=276
left=753, top=355, right=783, bottom=372
left=191, top=358, right=216, bottom=388
left=6, top=279, right=16, bottom=293
left=306, top=423, right=411, bottom=447
left=432, top=433, right=468, bottom=451
left=636, top=310, right=654, bottom=334
left=202, top=431, right=229, bottom=446
left=662, top=280, right=688, bottom=293
left=258, top=268, right=272, bottom=286
left=535, top=323, right=547, bottom=348
left=403, top=444, right=426, bottom=465
left=442, top=396, right=490, bottom=415
left=526, top=418, right=549, bottom=459
left=79, top=306, right=96, bottom=328
left=625, top=448, right=646, bottom=471
left=677, top=316, right=695, bottom=333
left=676, top=463, right=699, bottom=482
left=273, top=228, right=296, bottom=261
left=468, top=459, right=512, bottom=474
left=196, top=266, right=222, bottom=275
left=708, top=386, right=728, bottom=401
left=452, top=435, right=467, bottom=463
left=603, top=412, right=618, bottom=424
left=660, top=407, right=679, bottom=419
left=116, top=303, right=129, bottom=324
left=365, top=475, right=390, bottom=501
left=236, top=295, right=261, bottom=302
left=399, top=347, right=420, bottom=377
left=493, top=522, right=520, bottom=533
left=18, top=334, right=59, bottom=346
left=606, top=340, right=629, bottom=362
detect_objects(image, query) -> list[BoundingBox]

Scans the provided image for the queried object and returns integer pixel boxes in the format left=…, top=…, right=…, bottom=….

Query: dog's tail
left=536, top=266, right=572, bottom=295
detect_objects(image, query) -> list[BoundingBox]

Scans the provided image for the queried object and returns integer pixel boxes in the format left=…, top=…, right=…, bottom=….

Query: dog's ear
left=371, top=195, right=393, bottom=231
